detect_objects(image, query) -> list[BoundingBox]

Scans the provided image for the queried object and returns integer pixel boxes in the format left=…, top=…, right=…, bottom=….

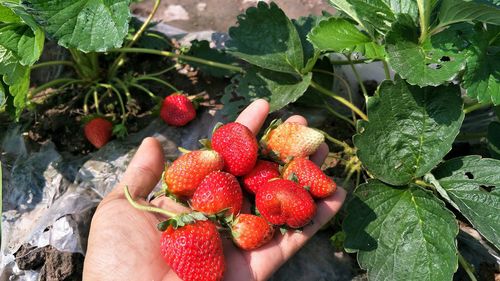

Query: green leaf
left=0, top=79, right=5, bottom=106
left=0, top=3, right=21, bottom=23
left=292, top=15, right=326, bottom=72
left=462, top=25, right=500, bottom=104
left=433, top=156, right=500, bottom=249
left=353, top=77, right=464, bottom=185
left=487, top=121, right=500, bottom=159
left=327, top=0, right=398, bottom=35
left=23, top=0, right=131, bottom=52
left=221, top=67, right=312, bottom=119
left=386, top=15, right=468, bottom=86
left=0, top=23, right=43, bottom=66
left=344, top=180, right=458, bottom=281
left=186, top=40, right=238, bottom=78
left=435, top=0, right=500, bottom=29
left=226, top=2, right=304, bottom=74
left=308, top=17, right=385, bottom=59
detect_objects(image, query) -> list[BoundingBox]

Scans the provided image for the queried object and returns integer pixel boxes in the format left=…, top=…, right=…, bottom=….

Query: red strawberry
left=191, top=171, right=243, bottom=216
left=231, top=214, right=275, bottom=250
left=241, top=160, right=280, bottom=194
left=255, top=179, right=316, bottom=228
left=161, top=220, right=225, bottom=281
left=160, top=93, right=196, bottom=126
left=282, top=157, right=337, bottom=198
left=84, top=117, right=113, bottom=148
left=164, top=150, right=224, bottom=197
left=261, top=120, right=324, bottom=163
left=211, top=122, right=258, bottom=176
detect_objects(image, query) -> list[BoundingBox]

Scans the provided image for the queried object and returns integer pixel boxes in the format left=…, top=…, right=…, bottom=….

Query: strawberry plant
left=185, top=1, right=499, bottom=280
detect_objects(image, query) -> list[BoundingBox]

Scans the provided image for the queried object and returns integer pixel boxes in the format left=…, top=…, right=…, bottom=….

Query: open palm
left=83, top=99, right=346, bottom=281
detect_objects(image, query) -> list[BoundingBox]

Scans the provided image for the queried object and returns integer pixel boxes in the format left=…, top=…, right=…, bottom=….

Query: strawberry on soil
left=83, top=117, right=113, bottom=148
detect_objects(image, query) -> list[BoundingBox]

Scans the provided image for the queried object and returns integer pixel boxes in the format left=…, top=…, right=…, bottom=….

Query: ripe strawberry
left=241, top=160, right=280, bottom=194
left=84, top=117, right=113, bottom=148
left=231, top=214, right=275, bottom=250
left=261, top=120, right=324, bottom=163
left=191, top=171, right=243, bottom=216
left=282, top=157, right=337, bottom=198
left=255, top=179, right=316, bottom=228
left=164, top=150, right=224, bottom=197
left=161, top=220, right=225, bottom=281
left=211, top=122, right=258, bottom=176
left=160, top=93, right=196, bottom=126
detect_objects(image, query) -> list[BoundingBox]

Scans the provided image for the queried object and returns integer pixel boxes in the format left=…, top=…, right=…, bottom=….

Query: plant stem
left=329, top=58, right=378, bottom=65
left=310, top=80, right=368, bottom=121
left=112, top=78, right=132, bottom=101
left=347, top=54, right=368, bottom=99
left=83, top=87, right=94, bottom=114
left=322, top=103, right=356, bottom=127
left=382, top=60, right=391, bottom=80
left=124, top=185, right=178, bottom=218
left=417, top=0, right=431, bottom=43
left=31, top=60, right=76, bottom=71
left=129, top=82, right=158, bottom=100
left=108, top=0, right=162, bottom=78
left=109, top=48, right=244, bottom=73
left=99, top=83, right=127, bottom=123
left=93, top=89, right=101, bottom=114
left=463, top=102, right=492, bottom=114
left=415, top=179, right=434, bottom=188
left=148, top=65, right=177, bottom=77
left=135, top=76, right=180, bottom=93
left=458, top=252, right=477, bottom=281
left=319, top=129, right=353, bottom=152
left=312, top=68, right=357, bottom=124
left=30, top=78, right=83, bottom=97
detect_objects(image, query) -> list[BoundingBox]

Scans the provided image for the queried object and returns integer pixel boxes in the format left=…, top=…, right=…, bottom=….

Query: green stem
left=31, top=60, right=76, bottom=71
left=93, top=89, right=101, bottom=114
left=310, top=80, right=368, bottom=121
left=124, top=185, right=178, bottom=218
left=112, top=78, right=132, bottom=101
left=417, top=0, right=431, bottom=43
left=329, top=58, right=377, bottom=65
left=313, top=68, right=357, bottom=124
left=98, top=83, right=127, bottom=123
left=463, top=102, right=492, bottom=114
left=30, top=78, right=83, bottom=97
left=318, top=129, right=353, bottom=152
left=83, top=87, right=95, bottom=114
left=347, top=55, right=368, bottom=99
left=458, top=252, right=477, bottom=281
left=108, top=0, right=162, bottom=78
left=148, top=65, right=177, bottom=77
left=382, top=60, right=391, bottom=80
left=322, top=102, right=356, bottom=127
left=129, top=82, right=158, bottom=99
left=135, top=76, right=180, bottom=93
left=108, top=48, right=244, bottom=73
left=415, top=179, right=434, bottom=188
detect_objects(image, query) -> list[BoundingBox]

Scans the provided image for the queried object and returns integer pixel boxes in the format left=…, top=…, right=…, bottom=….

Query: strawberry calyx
left=81, top=113, right=111, bottom=125
left=157, top=212, right=208, bottom=231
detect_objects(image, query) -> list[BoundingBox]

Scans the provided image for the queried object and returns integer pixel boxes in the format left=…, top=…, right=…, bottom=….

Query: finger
left=235, top=99, right=270, bottom=135
left=284, top=115, right=307, bottom=125
left=110, top=137, right=165, bottom=199
left=310, top=142, right=329, bottom=166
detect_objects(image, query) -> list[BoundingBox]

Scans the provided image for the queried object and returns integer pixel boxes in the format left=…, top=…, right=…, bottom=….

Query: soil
left=15, top=243, right=84, bottom=281
left=131, top=0, right=336, bottom=33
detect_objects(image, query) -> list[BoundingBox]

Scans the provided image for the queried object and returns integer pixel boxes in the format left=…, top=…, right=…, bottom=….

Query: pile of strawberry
left=126, top=120, right=337, bottom=281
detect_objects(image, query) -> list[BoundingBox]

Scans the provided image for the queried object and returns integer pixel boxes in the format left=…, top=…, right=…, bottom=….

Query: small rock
left=163, top=5, right=190, bottom=21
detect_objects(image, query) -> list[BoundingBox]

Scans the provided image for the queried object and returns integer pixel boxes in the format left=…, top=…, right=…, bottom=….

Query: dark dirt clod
left=14, top=243, right=84, bottom=281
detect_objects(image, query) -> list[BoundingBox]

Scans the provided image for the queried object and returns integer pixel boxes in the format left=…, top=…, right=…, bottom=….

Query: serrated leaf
left=353, top=77, right=464, bottom=185
left=23, top=0, right=131, bottom=52
left=488, top=122, right=500, bottom=159
left=185, top=40, right=238, bottom=78
left=0, top=23, right=43, bottom=66
left=327, top=0, right=398, bottom=35
left=344, top=180, right=458, bottom=281
left=308, top=17, right=385, bottom=59
left=436, top=0, right=500, bottom=29
left=226, top=2, right=303, bottom=74
left=432, top=156, right=500, bottom=249
left=462, top=25, right=500, bottom=104
left=0, top=80, right=5, bottom=106
left=221, top=68, right=312, bottom=119
left=2, top=64, right=29, bottom=119
left=386, top=15, right=468, bottom=87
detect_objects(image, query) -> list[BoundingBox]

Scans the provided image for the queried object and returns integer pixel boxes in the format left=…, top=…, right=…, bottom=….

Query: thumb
left=111, top=137, right=165, bottom=199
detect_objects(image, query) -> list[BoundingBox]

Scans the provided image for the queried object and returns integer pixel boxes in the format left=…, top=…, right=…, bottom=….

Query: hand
left=83, top=99, right=347, bottom=281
